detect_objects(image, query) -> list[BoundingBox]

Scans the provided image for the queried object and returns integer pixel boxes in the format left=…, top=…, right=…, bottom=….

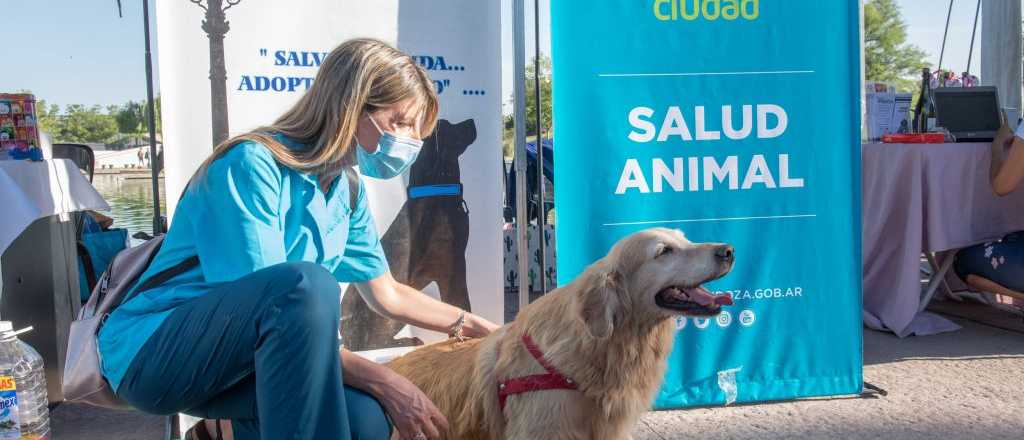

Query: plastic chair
left=52, top=143, right=100, bottom=261
left=51, top=143, right=96, bottom=182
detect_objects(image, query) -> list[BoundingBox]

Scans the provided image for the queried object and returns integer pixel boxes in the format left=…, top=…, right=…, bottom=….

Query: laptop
left=932, top=86, right=1001, bottom=142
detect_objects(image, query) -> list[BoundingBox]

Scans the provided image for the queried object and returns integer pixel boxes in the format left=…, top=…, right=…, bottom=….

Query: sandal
left=184, top=420, right=224, bottom=440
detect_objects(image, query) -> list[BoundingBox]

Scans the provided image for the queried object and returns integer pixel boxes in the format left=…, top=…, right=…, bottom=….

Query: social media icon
left=739, top=309, right=756, bottom=327
left=716, top=310, right=732, bottom=328
left=694, top=318, right=710, bottom=329
left=674, top=316, right=687, bottom=330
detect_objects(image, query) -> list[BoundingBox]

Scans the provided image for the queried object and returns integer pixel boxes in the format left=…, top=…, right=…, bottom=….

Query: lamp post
left=188, top=0, right=241, bottom=146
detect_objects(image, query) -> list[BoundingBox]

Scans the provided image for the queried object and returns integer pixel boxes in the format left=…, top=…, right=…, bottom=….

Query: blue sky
left=0, top=1, right=994, bottom=111
left=901, top=0, right=984, bottom=77
left=1, top=0, right=160, bottom=108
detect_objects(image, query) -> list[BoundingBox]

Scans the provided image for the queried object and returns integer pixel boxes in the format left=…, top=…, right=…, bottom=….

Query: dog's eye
left=657, top=246, right=674, bottom=258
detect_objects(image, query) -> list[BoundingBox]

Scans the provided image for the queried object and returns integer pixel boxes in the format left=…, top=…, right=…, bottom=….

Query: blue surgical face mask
left=356, top=115, right=423, bottom=179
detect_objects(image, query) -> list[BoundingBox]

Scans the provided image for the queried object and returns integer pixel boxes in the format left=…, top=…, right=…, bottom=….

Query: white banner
left=156, top=0, right=504, bottom=348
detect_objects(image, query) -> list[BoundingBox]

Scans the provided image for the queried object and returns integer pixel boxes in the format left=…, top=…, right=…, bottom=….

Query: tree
left=524, top=55, right=553, bottom=139
left=503, top=55, right=553, bottom=158
left=153, top=95, right=162, bottom=133
left=31, top=96, right=161, bottom=147
left=115, top=101, right=145, bottom=134
left=50, top=104, right=118, bottom=143
left=35, top=99, right=61, bottom=136
left=503, top=114, right=515, bottom=158
left=864, top=0, right=929, bottom=92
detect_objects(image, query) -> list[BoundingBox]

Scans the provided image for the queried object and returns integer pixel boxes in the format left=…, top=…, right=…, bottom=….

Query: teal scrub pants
left=115, top=261, right=392, bottom=439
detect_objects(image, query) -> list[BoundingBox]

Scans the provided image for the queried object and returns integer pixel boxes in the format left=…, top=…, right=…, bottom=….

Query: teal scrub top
left=98, top=138, right=389, bottom=391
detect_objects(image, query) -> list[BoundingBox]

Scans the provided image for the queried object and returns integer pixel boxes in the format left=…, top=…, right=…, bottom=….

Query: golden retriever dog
left=387, top=228, right=734, bottom=439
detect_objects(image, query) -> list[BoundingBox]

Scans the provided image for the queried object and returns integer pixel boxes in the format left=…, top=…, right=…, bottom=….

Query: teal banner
left=551, top=0, right=862, bottom=408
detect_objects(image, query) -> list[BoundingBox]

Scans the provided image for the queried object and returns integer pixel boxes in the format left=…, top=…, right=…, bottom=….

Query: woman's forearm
left=991, top=134, right=1009, bottom=184
left=340, top=347, right=450, bottom=438
left=990, top=113, right=1023, bottom=196
left=358, top=278, right=466, bottom=332
left=340, top=348, right=397, bottom=396
left=353, top=274, right=500, bottom=337
left=992, top=137, right=1024, bottom=196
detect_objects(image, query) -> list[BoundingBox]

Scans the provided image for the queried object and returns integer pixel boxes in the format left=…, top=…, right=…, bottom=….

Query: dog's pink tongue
left=684, top=286, right=734, bottom=307
left=683, top=286, right=715, bottom=306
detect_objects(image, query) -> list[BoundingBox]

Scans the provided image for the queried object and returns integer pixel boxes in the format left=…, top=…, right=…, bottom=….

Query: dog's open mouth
left=655, top=285, right=733, bottom=316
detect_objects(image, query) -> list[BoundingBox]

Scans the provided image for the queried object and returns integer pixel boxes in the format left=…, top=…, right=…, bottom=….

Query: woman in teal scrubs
left=96, top=39, right=499, bottom=440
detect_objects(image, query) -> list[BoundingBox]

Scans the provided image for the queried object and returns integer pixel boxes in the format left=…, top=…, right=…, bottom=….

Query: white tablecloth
left=862, top=142, right=1024, bottom=336
left=0, top=159, right=109, bottom=255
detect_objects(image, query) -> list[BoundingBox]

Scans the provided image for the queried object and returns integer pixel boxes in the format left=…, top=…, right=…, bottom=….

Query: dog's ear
left=579, top=268, right=624, bottom=340
left=452, top=119, right=476, bottom=156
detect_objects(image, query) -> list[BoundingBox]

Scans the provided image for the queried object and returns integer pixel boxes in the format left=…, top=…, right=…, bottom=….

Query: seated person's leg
left=955, top=232, right=1024, bottom=294
left=343, top=385, right=392, bottom=439
left=116, top=262, right=352, bottom=439
left=187, top=383, right=390, bottom=439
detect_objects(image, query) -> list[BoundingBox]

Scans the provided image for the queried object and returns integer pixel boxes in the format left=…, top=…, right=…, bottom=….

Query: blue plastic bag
left=77, top=227, right=129, bottom=302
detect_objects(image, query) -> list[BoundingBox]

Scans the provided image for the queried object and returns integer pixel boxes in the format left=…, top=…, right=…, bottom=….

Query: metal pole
left=966, top=0, right=981, bottom=75
left=937, top=0, right=954, bottom=75
left=142, top=0, right=162, bottom=235
left=533, top=0, right=546, bottom=295
left=513, top=0, right=531, bottom=313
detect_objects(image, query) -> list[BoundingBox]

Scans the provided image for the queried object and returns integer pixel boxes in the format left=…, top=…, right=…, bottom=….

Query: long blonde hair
left=194, top=38, right=439, bottom=183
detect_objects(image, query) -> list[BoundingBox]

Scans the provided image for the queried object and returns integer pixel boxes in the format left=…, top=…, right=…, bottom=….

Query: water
left=0, top=325, right=49, bottom=440
left=91, top=175, right=167, bottom=245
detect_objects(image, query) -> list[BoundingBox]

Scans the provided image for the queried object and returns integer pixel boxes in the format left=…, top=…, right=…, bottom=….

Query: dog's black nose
left=715, top=245, right=734, bottom=263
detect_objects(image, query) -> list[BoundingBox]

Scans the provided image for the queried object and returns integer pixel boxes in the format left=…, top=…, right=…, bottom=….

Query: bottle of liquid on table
left=925, top=94, right=938, bottom=132
left=913, top=67, right=933, bottom=133
left=0, top=323, right=50, bottom=440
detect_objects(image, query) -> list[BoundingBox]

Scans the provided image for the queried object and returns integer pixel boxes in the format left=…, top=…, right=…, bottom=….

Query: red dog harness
left=497, top=333, right=579, bottom=411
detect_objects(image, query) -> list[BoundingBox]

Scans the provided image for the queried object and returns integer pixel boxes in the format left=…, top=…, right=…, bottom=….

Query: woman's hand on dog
left=377, top=370, right=449, bottom=440
left=462, top=313, right=500, bottom=339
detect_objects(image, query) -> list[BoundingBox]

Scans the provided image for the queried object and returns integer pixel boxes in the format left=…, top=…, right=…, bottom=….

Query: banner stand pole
left=936, top=0, right=953, bottom=75
left=965, top=0, right=981, bottom=76
left=513, top=0, right=531, bottom=314
left=142, top=0, right=163, bottom=235
left=533, top=0, right=546, bottom=295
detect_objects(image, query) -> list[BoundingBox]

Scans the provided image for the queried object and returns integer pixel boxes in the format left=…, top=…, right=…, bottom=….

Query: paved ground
left=51, top=404, right=166, bottom=439
left=635, top=301, right=1024, bottom=440
left=52, top=300, right=1024, bottom=439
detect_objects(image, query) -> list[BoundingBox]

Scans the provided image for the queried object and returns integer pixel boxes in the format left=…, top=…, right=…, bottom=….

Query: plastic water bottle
left=0, top=322, right=50, bottom=440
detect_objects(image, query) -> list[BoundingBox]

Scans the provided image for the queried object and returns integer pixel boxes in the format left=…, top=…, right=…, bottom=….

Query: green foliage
left=29, top=96, right=162, bottom=146
left=503, top=56, right=552, bottom=159
left=35, top=99, right=61, bottom=137
left=523, top=55, right=552, bottom=139
left=48, top=104, right=119, bottom=143
left=503, top=115, right=515, bottom=159
left=154, top=95, right=162, bottom=133
left=115, top=101, right=146, bottom=134
left=864, top=0, right=929, bottom=93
